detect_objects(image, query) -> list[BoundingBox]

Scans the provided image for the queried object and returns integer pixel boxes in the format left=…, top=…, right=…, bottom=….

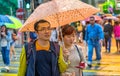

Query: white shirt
left=1, top=38, right=7, bottom=47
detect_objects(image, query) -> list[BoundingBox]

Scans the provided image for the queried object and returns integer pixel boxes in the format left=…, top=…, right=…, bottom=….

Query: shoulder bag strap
left=75, top=45, right=84, bottom=76
left=75, top=45, right=82, bottom=62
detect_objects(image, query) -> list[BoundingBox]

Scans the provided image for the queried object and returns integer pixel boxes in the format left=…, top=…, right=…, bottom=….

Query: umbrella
left=85, top=15, right=102, bottom=21
left=19, top=0, right=99, bottom=32
left=5, top=16, right=22, bottom=29
left=104, top=16, right=118, bottom=20
left=0, top=15, right=13, bottom=25
left=104, top=14, right=113, bottom=17
left=0, top=15, right=22, bottom=29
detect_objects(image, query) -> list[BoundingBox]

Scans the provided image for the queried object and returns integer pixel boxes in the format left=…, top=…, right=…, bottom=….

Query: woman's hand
left=1, top=32, right=6, bottom=37
left=62, top=47, right=70, bottom=62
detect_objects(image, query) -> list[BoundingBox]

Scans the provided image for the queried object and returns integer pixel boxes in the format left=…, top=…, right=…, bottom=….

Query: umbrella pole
left=59, top=27, right=65, bottom=47
left=56, top=13, right=65, bottom=48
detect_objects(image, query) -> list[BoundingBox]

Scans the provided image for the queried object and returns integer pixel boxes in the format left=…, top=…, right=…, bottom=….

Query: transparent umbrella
left=19, top=0, right=99, bottom=32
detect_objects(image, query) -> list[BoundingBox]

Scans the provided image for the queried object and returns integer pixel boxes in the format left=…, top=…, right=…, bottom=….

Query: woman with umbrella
left=59, top=25, right=86, bottom=76
left=0, top=25, right=12, bottom=72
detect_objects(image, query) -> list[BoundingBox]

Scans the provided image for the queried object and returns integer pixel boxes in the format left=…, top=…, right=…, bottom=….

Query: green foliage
left=102, top=0, right=120, bottom=14
left=0, top=0, right=18, bottom=16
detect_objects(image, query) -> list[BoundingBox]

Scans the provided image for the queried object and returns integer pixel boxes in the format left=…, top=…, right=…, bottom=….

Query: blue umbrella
left=0, top=15, right=13, bottom=25
left=0, top=15, right=22, bottom=29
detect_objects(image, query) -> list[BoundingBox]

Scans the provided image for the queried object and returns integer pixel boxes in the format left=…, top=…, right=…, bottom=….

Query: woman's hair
left=1, top=25, right=8, bottom=37
left=59, top=24, right=76, bottom=40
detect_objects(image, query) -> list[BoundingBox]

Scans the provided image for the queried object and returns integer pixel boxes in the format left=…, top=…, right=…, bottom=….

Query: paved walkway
left=0, top=48, right=21, bottom=76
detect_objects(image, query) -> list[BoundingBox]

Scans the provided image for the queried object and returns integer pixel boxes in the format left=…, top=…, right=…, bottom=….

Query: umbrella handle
left=59, top=27, right=65, bottom=48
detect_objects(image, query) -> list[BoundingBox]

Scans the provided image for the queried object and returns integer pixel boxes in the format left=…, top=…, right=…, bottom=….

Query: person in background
left=113, top=20, right=120, bottom=53
left=103, top=19, right=113, bottom=53
left=82, top=22, right=89, bottom=59
left=85, top=16, right=104, bottom=68
left=77, top=21, right=83, bottom=43
left=10, top=29, right=18, bottom=60
left=50, top=27, right=58, bottom=42
left=29, top=32, right=37, bottom=42
left=18, top=19, right=60, bottom=76
left=59, top=25, right=86, bottom=76
left=0, top=25, right=12, bottom=71
left=108, top=6, right=114, bottom=14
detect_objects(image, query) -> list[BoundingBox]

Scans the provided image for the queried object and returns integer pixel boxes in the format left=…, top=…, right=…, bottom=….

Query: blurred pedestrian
left=0, top=25, right=12, bottom=71
left=18, top=19, right=60, bottom=76
left=50, top=27, right=58, bottom=42
left=113, top=21, right=120, bottom=53
left=82, top=23, right=88, bottom=59
left=108, top=6, right=114, bottom=15
left=29, top=32, right=37, bottom=42
left=77, top=21, right=83, bottom=43
left=59, top=25, right=86, bottom=76
left=10, top=29, right=18, bottom=60
left=103, top=19, right=113, bottom=53
left=85, top=16, right=104, bottom=68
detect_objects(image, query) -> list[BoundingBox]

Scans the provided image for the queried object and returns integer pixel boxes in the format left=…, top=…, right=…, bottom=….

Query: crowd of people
left=17, top=14, right=120, bottom=76
left=1, top=14, right=120, bottom=76
left=77, top=14, right=120, bottom=68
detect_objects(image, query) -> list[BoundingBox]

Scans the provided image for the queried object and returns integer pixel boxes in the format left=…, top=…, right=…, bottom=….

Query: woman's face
left=1, top=26, right=6, bottom=32
left=63, top=32, right=76, bottom=47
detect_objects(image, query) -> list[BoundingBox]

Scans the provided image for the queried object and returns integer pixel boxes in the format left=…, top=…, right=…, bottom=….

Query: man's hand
left=99, top=39, right=103, bottom=46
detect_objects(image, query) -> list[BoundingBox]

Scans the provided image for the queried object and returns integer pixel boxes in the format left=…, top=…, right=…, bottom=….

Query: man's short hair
left=34, top=19, right=50, bottom=31
left=90, top=16, right=95, bottom=20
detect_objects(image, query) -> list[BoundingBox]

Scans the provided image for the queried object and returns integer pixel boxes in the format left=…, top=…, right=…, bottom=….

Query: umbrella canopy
left=0, top=15, right=13, bottom=25
left=104, top=14, right=112, bottom=17
left=85, top=15, right=102, bottom=21
left=19, top=0, right=99, bottom=32
left=0, top=15, right=22, bottom=29
left=5, top=16, right=22, bottom=29
left=104, top=16, right=118, bottom=20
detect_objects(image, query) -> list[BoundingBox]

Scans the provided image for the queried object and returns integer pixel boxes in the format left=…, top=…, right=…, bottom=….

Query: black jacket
left=104, top=23, right=113, bottom=38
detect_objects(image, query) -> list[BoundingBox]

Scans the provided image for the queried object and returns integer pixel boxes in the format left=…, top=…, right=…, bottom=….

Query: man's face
left=90, top=18, right=95, bottom=25
left=35, top=22, right=52, bottom=41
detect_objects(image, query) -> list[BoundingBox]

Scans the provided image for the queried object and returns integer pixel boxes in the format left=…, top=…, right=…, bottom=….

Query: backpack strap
left=52, top=42, right=60, bottom=56
left=24, top=41, right=34, bottom=64
left=75, top=45, right=82, bottom=62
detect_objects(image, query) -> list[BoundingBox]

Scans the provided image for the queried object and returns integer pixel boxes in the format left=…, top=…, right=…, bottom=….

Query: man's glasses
left=90, top=20, right=94, bottom=21
left=37, top=27, right=53, bottom=32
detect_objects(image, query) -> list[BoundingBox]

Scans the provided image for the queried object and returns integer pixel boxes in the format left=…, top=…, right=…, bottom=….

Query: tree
left=0, top=0, right=18, bottom=16
left=102, top=0, right=120, bottom=14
